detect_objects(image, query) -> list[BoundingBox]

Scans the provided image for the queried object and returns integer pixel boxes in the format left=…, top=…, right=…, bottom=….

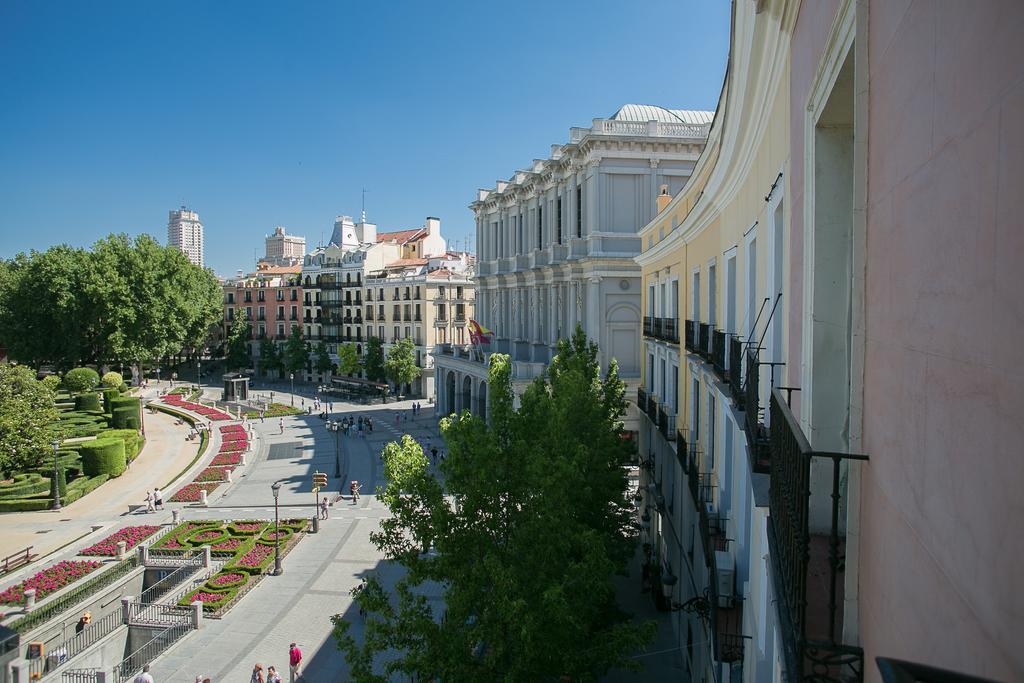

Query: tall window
left=557, top=198, right=563, bottom=244
left=708, top=262, right=717, bottom=327
left=517, top=214, right=523, bottom=254
left=746, top=237, right=758, bottom=340
left=537, top=206, right=543, bottom=247
left=575, top=185, right=582, bottom=238
left=691, top=272, right=701, bottom=322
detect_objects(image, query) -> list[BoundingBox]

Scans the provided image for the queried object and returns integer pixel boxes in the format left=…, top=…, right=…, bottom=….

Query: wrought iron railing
left=729, top=336, right=744, bottom=409
left=698, top=323, right=711, bottom=358
left=637, top=387, right=647, bottom=415
left=684, top=320, right=696, bottom=351
left=646, top=395, right=657, bottom=421
left=113, top=621, right=192, bottom=683
left=768, top=389, right=868, bottom=683
left=660, top=317, right=679, bottom=343
left=657, top=405, right=669, bottom=440
left=61, top=668, right=102, bottom=682
left=876, top=658, right=996, bottom=683
left=46, top=609, right=122, bottom=677
left=138, top=564, right=198, bottom=605
left=642, top=316, right=655, bottom=338
left=711, top=330, right=727, bottom=378
left=126, top=602, right=192, bottom=627
left=744, top=348, right=770, bottom=473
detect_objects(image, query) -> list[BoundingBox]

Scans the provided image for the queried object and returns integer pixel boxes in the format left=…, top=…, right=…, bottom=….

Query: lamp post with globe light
left=50, top=440, right=62, bottom=511
left=271, top=481, right=284, bottom=575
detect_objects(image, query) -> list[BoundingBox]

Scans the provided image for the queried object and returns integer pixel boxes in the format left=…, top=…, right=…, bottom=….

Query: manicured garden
left=242, top=402, right=303, bottom=418
left=147, top=518, right=308, bottom=616
left=160, top=393, right=233, bottom=421
left=0, top=560, right=103, bottom=605
left=0, top=367, right=145, bottom=513
left=79, top=525, right=161, bottom=557
left=168, top=425, right=249, bottom=503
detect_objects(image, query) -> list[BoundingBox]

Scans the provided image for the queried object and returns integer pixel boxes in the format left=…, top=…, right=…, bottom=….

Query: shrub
left=0, top=473, right=50, bottom=499
left=260, top=527, right=293, bottom=543
left=79, top=439, right=126, bottom=478
left=102, top=388, right=119, bottom=414
left=178, top=587, right=236, bottom=611
left=100, top=371, right=123, bottom=389
left=227, top=521, right=267, bottom=536
left=63, top=368, right=99, bottom=393
left=103, top=429, right=143, bottom=461
left=0, top=498, right=52, bottom=512
left=41, top=375, right=62, bottom=391
left=111, top=406, right=140, bottom=430
left=205, top=571, right=248, bottom=590
left=225, top=543, right=275, bottom=575
left=118, top=382, right=129, bottom=393
left=74, top=392, right=101, bottom=412
left=64, top=474, right=109, bottom=504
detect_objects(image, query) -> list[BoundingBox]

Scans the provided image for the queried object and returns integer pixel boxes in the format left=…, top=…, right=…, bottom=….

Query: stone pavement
left=0, top=405, right=201, bottom=567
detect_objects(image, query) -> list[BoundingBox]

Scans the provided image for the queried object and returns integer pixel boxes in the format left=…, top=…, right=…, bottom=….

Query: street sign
left=312, top=471, right=327, bottom=491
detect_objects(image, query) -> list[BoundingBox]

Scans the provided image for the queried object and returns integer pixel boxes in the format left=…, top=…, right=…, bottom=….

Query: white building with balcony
left=433, top=105, right=712, bottom=423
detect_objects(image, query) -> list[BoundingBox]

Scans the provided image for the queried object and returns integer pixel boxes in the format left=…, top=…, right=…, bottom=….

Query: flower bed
left=190, top=528, right=228, bottom=544
left=179, top=588, right=235, bottom=611
left=219, top=425, right=245, bottom=435
left=0, top=560, right=103, bottom=605
left=211, top=537, right=244, bottom=552
left=161, top=396, right=232, bottom=421
left=194, top=466, right=232, bottom=483
left=211, top=452, right=242, bottom=466
left=80, top=525, right=160, bottom=557
left=221, top=433, right=247, bottom=442
left=227, top=521, right=267, bottom=535
left=218, top=441, right=246, bottom=453
left=169, top=482, right=221, bottom=503
left=260, top=527, right=293, bottom=543
left=207, top=571, right=247, bottom=589
left=153, top=520, right=220, bottom=549
left=227, top=542, right=275, bottom=574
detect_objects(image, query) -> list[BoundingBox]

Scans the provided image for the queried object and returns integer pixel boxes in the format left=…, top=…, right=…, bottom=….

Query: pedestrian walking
left=395, top=413, right=400, bottom=425
left=250, top=662, right=265, bottom=683
left=153, top=488, right=163, bottom=510
left=267, top=666, right=282, bottom=683
left=145, top=490, right=155, bottom=513
left=132, top=663, right=154, bottom=683
left=279, top=418, right=284, bottom=434
left=300, top=398, right=304, bottom=408
left=288, top=643, right=303, bottom=682
left=430, top=446, right=438, bottom=466
left=320, top=497, right=329, bottom=520
left=350, top=480, right=360, bottom=504
left=260, top=410, right=265, bottom=423
left=367, top=417, right=373, bottom=433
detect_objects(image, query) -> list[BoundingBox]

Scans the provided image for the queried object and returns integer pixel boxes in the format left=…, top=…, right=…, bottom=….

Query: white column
left=586, top=277, right=601, bottom=346
left=649, top=159, right=659, bottom=227
left=549, top=283, right=559, bottom=345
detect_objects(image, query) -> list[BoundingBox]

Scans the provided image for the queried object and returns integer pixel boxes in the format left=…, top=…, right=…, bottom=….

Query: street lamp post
left=197, top=358, right=201, bottom=385
left=328, top=421, right=341, bottom=480
left=155, top=367, right=161, bottom=385
left=50, top=440, right=61, bottom=511
left=271, top=481, right=283, bottom=575
left=290, top=373, right=295, bottom=407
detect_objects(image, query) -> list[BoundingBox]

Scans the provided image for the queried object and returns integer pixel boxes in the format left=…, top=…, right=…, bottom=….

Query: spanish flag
left=469, top=320, right=493, bottom=345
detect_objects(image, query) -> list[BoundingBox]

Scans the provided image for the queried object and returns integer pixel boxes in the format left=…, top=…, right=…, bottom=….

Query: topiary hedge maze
left=79, top=438, right=127, bottom=478
left=164, top=518, right=309, bottom=615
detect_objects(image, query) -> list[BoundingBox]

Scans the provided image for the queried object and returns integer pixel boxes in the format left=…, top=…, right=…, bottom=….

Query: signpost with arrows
left=312, top=471, right=327, bottom=521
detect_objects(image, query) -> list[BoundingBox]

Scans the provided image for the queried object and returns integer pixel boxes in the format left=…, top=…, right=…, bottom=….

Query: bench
left=1, top=546, right=35, bottom=574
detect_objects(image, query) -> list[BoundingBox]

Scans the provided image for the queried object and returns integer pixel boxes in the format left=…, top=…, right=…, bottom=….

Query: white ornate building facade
left=433, top=105, right=711, bottom=423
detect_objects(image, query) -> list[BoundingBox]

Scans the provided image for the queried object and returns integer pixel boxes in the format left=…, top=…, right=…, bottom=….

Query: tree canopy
left=282, top=326, right=308, bottom=376
left=332, top=327, right=651, bottom=682
left=0, top=365, right=65, bottom=477
left=384, top=337, right=420, bottom=390
left=258, top=337, right=282, bottom=377
left=363, top=337, right=386, bottom=383
left=337, top=343, right=361, bottom=377
left=313, top=341, right=334, bottom=375
left=0, top=235, right=222, bottom=373
left=225, top=311, right=252, bottom=372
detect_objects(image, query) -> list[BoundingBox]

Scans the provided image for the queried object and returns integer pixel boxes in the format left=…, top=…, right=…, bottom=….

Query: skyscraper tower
left=167, top=206, right=204, bottom=267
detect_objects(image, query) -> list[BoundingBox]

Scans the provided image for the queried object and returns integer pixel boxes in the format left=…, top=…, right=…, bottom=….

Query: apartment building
left=434, top=105, right=711, bottom=420
left=634, top=1, right=1024, bottom=682
left=222, top=264, right=303, bottom=360
left=168, top=206, right=204, bottom=267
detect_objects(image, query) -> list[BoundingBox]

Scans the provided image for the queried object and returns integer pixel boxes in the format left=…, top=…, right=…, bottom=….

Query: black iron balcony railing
left=684, top=320, right=697, bottom=351
left=711, top=330, right=727, bottom=378
left=698, top=322, right=711, bottom=358
left=675, top=429, right=688, bottom=471
left=414, top=314, right=422, bottom=322
left=637, top=387, right=647, bottom=415
left=303, top=315, right=312, bottom=323
left=643, top=316, right=655, bottom=338
left=366, top=311, right=374, bottom=321
left=744, top=347, right=771, bottom=473
left=289, top=314, right=298, bottom=321
left=657, top=405, right=668, bottom=439
left=729, top=336, right=744, bottom=409
left=318, top=281, right=345, bottom=290
left=646, top=395, right=657, bottom=421
left=454, top=315, right=466, bottom=323
left=768, top=388, right=868, bottom=683
left=876, top=658, right=995, bottom=683
left=354, top=317, right=363, bottom=325
left=661, top=317, right=679, bottom=343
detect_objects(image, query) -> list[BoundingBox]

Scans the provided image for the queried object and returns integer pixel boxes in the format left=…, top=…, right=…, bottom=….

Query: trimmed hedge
left=63, top=367, right=99, bottom=393
left=65, top=474, right=109, bottom=504
left=110, top=396, right=140, bottom=412
left=0, top=498, right=52, bottom=512
left=111, top=406, right=140, bottom=430
left=0, top=473, right=50, bottom=499
left=103, top=429, right=143, bottom=461
left=79, top=439, right=126, bottom=478
left=74, top=393, right=101, bottom=412
left=101, top=371, right=123, bottom=389
left=102, top=388, right=119, bottom=414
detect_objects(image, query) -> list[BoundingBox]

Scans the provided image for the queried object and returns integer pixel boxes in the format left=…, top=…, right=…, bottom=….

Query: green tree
left=64, top=367, right=100, bottom=393
left=101, top=371, right=123, bottom=389
left=337, top=343, right=361, bottom=377
left=283, top=326, right=308, bottom=375
left=313, top=341, right=333, bottom=375
left=383, top=337, right=420, bottom=391
left=363, top=337, right=386, bottom=383
left=332, top=327, right=651, bottom=681
left=257, top=337, right=282, bottom=377
left=225, top=312, right=252, bottom=372
left=0, top=365, right=65, bottom=476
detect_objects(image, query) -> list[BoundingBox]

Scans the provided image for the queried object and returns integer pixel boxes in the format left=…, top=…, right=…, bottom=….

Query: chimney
left=656, top=184, right=672, bottom=214
left=425, top=217, right=441, bottom=236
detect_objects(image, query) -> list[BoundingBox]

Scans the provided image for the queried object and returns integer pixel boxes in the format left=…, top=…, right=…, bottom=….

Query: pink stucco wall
left=789, top=1, right=1024, bottom=679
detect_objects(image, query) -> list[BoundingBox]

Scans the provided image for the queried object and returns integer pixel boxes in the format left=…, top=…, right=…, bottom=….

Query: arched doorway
left=445, top=371, right=456, bottom=416
left=476, top=380, right=487, bottom=419
left=460, top=375, right=473, bottom=415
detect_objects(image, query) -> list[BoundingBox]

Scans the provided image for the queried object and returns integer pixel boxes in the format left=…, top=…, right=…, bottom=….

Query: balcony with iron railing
left=637, top=387, right=647, bottom=415
left=768, top=388, right=868, bottom=683
left=660, top=317, right=679, bottom=343
left=698, top=323, right=711, bottom=358
left=712, top=330, right=727, bottom=378
left=684, top=320, right=697, bottom=351
left=729, top=336, right=744, bottom=409
left=645, top=394, right=658, bottom=422
left=643, top=316, right=655, bottom=338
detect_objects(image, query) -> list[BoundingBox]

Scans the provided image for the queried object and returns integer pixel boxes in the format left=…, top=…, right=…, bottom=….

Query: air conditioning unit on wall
left=715, top=550, right=735, bottom=608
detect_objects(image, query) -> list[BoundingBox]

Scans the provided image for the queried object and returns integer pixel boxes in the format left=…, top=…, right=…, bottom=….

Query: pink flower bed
left=209, top=572, right=246, bottom=587
left=219, top=442, right=245, bottom=453
left=191, top=591, right=228, bottom=603
left=193, top=530, right=225, bottom=542
left=211, top=453, right=242, bottom=466
left=234, top=543, right=274, bottom=568
left=211, top=538, right=243, bottom=551
left=169, top=482, right=221, bottom=502
left=160, top=397, right=232, bottom=421
left=194, top=466, right=232, bottom=483
left=0, top=560, right=102, bottom=605
left=220, top=425, right=245, bottom=434
left=80, top=526, right=160, bottom=557
left=263, top=530, right=289, bottom=541
left=221, top=433, right=247, bottom=442
left=232, top=522, right=264, bottom=532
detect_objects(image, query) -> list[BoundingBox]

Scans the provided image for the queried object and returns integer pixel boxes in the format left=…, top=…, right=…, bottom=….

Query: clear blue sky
left=0, top=1, right=730, bottom=277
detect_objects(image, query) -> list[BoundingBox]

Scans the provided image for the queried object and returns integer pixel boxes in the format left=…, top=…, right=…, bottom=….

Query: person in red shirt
left=288, top=643, right=302, bottom=682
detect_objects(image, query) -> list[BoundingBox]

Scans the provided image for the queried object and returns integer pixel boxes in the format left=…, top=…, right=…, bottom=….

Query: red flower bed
left=0, top=560, right=102, bottom=605
left=211, top=538, right=243, bottom=551
left=160, top=397, right=232, bottom=421
left=193, top=530, right=225, bottom=542
left=221, top=433, right=247, bottom=442
left=233, top=543, right=274, bottom=568
left=219, top=441, right=246, bottom=453
left=211, top=453, right=242, bottom=466
left=209, top=572, right=247, bottom=587
left=169, top=482, right=220, bottom=502
left=231, top=522, right=264, bottom=532
left=80, top=525, right=160, bottom=557
left=191, top=591, right=228, bottom=603
left=194, top=467, right=232, bottom=483
left=220, top=425, right=245, bottom=434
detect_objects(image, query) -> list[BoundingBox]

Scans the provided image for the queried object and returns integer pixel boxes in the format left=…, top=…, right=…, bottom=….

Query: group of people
left=248, top=643, right=302, bottom=683
left=144, top=488, right=164, bottom=512
left=340, top=415, right=372, bottom=437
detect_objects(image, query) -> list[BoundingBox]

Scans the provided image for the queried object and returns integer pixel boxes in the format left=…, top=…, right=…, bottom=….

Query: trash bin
left=311, top=515, right=319, bottom=534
